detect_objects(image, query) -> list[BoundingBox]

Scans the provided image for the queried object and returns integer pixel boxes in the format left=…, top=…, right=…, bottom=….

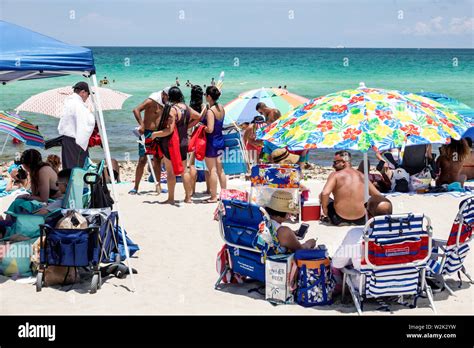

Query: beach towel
left=168, top=128, right=184, bottom=175
left=188, top=125, right=207, bottom=161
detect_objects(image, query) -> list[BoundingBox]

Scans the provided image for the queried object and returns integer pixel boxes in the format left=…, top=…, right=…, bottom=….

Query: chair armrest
left=432, top=238, right=447, bottom=248
left=341, top=267, right=360, bottom=276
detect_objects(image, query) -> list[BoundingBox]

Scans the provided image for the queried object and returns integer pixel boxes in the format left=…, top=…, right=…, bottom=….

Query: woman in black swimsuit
left=152, top=87, right=201, bottom=204
left=17, top=149, right=60, bottom=202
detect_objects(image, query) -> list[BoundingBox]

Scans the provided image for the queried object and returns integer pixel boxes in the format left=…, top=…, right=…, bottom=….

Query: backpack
left=86, top=172, right=114, bottom=209
left=391, top=168, right=410, bottom=193
left=294, top=247, right=335, bottom=306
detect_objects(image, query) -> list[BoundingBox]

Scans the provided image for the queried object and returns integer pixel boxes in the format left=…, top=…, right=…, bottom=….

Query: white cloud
left=403, top=16, right=474, bottom=36
left=79, top=12, right=133, bottom=31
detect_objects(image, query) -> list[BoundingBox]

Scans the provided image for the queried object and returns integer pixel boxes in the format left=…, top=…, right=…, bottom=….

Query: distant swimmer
left=185, top=80, right=193, bottom=87
left=175, top=77, right=180, bottom=86
left=210, top=77, right=216, bottom=86
left=99, top=76, right=109, bottom=87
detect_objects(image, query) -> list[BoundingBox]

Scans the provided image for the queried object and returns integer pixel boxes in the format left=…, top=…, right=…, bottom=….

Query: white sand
left=0, top=179, right=472, bottom=315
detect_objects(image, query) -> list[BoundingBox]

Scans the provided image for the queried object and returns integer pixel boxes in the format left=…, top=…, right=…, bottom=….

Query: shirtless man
left=256, top=102, right=281, bottom=124
left=129, top=91, right=165, bottom=194
left=320, top=151, right=381, bottom=226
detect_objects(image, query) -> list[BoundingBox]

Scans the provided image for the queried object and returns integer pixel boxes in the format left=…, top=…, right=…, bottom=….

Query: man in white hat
left=58, top=81, right=96, bottom=169
left=130, top=90, right=165, bottom=194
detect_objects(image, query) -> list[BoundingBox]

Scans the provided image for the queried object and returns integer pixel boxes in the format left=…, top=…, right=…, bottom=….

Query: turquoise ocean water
left=1, top=47, right=473, bottom=166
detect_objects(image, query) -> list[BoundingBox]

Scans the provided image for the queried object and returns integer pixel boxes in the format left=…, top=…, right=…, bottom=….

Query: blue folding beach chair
left=427, top=197, right=474, bottom=296
left=221, top=131, right=249, bottom=176
left=215, top=199, right=274, bottom=288
left=341, top=213, right=436, bottom=314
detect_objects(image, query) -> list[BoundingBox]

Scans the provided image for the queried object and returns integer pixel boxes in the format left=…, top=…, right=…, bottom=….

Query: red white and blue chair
left=341, top=213, right=436, bottom=314
left=427, top=197, right=474, bottom=296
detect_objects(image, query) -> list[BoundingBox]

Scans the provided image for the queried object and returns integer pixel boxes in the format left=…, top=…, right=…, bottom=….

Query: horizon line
left=84, top=45, right=474, bottom=50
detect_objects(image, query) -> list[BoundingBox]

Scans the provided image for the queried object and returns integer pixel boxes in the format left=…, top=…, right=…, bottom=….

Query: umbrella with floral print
left=257, top=87, right=469, bottom=152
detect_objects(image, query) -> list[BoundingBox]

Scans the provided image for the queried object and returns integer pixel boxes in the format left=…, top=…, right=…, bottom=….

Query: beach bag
left=107, top=226, right=140, bottom=262
left=295, top=247, right=335, bottom=306
left=188, top=125, right=207, bottom=161
left=213, top=189, right=249, bottom=220
left=55, top=211, right=88, bottom=230
left=88, top=124, right=102, bottom=148
left=391, top=168, right=410, bottom=193
left=0, top=239, right=35, bottom=278
left=265, top=253, right=297, bottom=304
left=43, top=266, right=79, bottom=286
left=215, top=245, right=245, bottom=284
left=409, top=167, right=432, bottom=192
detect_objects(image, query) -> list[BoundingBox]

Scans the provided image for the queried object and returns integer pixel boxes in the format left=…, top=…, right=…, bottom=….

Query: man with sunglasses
left=320, top=150, right=381, bottom=226
left=58, top=81, right=96, bottom=169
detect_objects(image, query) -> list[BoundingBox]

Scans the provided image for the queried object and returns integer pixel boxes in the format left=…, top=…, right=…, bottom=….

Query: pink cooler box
left=301, top=198, right=321, bottom=221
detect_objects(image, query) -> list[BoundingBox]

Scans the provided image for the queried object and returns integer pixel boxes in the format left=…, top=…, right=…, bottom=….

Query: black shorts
left=327, top=201, right=365, bottom=226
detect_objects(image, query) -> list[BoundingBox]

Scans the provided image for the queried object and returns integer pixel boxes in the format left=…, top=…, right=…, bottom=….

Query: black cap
left=72, top=81, right=90, bottom=93
left=252, top=115, right=265, bottom=124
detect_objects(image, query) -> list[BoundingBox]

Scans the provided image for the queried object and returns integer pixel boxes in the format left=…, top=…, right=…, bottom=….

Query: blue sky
left=1, top=0, right=473, bottom=48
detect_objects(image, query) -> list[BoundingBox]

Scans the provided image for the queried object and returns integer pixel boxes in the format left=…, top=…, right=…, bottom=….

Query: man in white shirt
left=58, top=82, right=96, bottom=169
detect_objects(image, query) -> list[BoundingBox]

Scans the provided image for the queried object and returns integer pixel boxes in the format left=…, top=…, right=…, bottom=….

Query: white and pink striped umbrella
left=16, top=86, right=132, bottom=118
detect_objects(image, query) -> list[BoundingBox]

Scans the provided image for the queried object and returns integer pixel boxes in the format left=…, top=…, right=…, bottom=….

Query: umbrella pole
left=0, top=135, right=9, bottom=157
left=89, top=74, right=136, bottom=293
left=363, top=152, right=369, bottom=222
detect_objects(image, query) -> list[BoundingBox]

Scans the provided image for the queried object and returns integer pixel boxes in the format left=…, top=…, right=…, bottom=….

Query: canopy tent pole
left=89, top=74, right=136, bottom=292
left=363, top=152, right=369, bottom=222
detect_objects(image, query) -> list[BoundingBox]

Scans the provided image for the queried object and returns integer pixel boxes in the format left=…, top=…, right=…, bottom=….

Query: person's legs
left=163, top=157, right=176, bottom=204
left=205, top=157, right=218, bottom=202
left=327, top=201, right=342, bottom=226
left=182, top=160, right=193, bottom=203
left=216, top=156, right=227, bottom=190
left=131, top=156, right=147, bottom=193
left=152, top=155, right=162, bottom=193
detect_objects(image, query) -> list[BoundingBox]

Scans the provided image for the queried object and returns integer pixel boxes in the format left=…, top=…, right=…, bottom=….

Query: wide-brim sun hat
left=149, top=92, right=164, bottom=106
left=271, top=147, right=299, bottom=164
left=266, top=190, right=298, bottom=214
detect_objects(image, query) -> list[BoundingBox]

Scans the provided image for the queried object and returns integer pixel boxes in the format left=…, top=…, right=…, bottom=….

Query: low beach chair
left=427, top=197, right=474, bottom=295
left=249, top=164, right=302, bottom=222
left=341, top=213, right=436, bottom=314
left=215, top=199, right=274, bottom=288
left=221, top=131, right=249, bottom=176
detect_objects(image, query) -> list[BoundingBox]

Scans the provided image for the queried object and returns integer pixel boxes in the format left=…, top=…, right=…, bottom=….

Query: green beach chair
left=63, top=167, right=88, bottom=210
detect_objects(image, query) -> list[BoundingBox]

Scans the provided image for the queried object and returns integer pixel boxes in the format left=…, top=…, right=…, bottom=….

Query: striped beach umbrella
left=224, top=88, right=309, bottom=125
left=0, top=111, right=44, bottom=147
left=16, top=86, right=132, bottom=118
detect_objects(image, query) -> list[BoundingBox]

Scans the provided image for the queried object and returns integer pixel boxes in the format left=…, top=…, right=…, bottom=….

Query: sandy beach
left=0, top=162, right=472, bottom=315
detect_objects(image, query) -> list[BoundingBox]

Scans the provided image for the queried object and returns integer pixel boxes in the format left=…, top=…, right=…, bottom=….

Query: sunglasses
left=333, top=160, right=344, bottom=165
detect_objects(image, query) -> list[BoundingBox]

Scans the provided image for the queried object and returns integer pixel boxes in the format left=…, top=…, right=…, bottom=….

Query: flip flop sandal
left=128, top=189, right=138, bottom=195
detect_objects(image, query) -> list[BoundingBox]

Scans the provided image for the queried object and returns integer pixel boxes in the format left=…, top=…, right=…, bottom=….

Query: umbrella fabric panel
left=0, top=111, right=44, bottom=147
left=258, top=88, right=469, bottom=152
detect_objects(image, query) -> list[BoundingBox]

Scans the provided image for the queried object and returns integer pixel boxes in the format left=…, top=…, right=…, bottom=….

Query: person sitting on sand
left=265, top=190, right=316, bottom=253
left=130, top=90, right=166, bottom=195
left=357, top=159, right=391, bottom=193
left=460, top=137, right=474, bottom=180
left=320, top=151, right=381, bottom=226
left=256, top=102, right=281, bottom=124
left=104, top=158, right=121, bottom=184
left=46, top=154, right=61, bottom=173
left=5, top=165, right=28, bottom=192
left=243, top=115, right=266, bottom=165
left=332, top=196, right=393, bottom=282
left=33, top=168, right=72, bottom=215
left=16, top=149, right=60, bottom=202
left=436, top=138, right=470, bottom=186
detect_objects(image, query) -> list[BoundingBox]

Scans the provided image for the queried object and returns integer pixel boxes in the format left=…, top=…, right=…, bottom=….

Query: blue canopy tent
left=0, top=20, right=135, bottom=289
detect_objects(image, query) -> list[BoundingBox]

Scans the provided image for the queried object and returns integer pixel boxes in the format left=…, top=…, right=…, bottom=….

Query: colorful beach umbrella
left=16, top=86, right=132, bottom=118
left=0, top=111, right=44, bottom=147
left=415, top=91, right=474, bottom=125
left=258, top=87, right=469, bottom=152
left=224, top=88, right=309, bottom=125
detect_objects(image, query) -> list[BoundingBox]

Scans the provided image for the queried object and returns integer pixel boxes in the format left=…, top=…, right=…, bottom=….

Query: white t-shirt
left=58, top=93, right=95, bottom=150
left=331, top=227, right=364, bottom=271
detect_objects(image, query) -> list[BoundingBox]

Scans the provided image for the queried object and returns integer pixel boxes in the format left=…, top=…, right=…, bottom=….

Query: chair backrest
left=360, top=213, right=432, bottom=298
left=400, top=144, right=428, bottom=175
left=220, top=199, right=272, bottom=251
left=249, top=164, right=301, bottom=208
left=437, top=197, right=474, bottom=275
left=222, top=132, right=249, bottom=175
left=362, top=213, right=432, bottom=269
left=62, top=167, right=87, bottom=209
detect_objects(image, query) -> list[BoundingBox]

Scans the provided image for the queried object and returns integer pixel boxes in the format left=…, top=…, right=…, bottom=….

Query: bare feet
left=160, top=199, right=178, bottom=206
left=155, top=184, right=161, bottom=195
left=184, top=197, right=192, bottom=204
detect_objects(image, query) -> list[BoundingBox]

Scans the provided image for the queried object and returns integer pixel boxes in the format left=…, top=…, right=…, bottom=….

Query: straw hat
left=271, top=148, right=299, bottom=164
left=266, top=190, right=298, bottom=214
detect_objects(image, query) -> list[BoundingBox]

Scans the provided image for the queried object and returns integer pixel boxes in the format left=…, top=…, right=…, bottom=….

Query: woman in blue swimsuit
left=202, top=86, right=227, bottom=203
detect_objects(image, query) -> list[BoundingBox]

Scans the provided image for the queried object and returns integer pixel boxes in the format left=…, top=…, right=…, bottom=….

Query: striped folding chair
left=341, top=213, right=436, bottom=314
left=427, top=197, right=474, bottom=296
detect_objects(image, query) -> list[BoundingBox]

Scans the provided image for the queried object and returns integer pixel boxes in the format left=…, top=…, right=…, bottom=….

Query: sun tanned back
left=333, top=168, right=366, bottom=220
left=143, top=103, right=162, bottom=130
